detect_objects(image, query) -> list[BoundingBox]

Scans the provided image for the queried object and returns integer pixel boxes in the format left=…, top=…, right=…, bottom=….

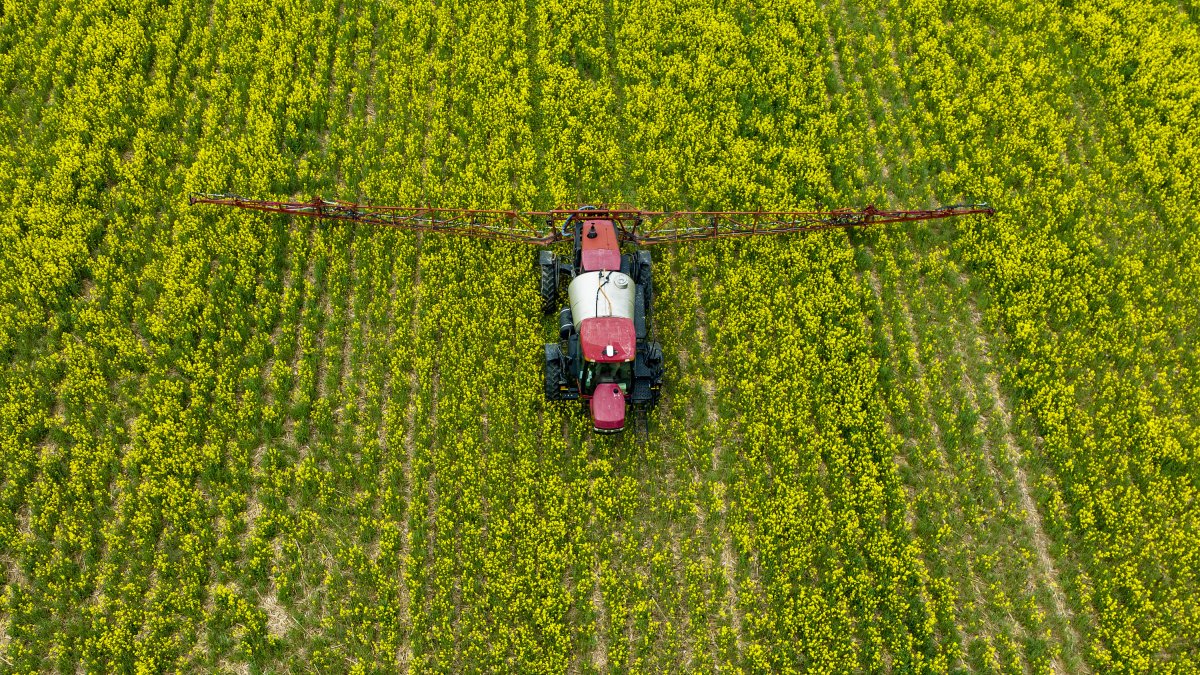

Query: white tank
left=567, top=271, right=636, bottom=329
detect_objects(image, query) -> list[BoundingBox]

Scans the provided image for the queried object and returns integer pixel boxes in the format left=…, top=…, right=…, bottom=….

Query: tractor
left=537, top=209, right=663, bottom=433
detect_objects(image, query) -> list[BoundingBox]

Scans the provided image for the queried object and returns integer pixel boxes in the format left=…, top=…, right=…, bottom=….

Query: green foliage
left=0, top=0, right=1195, bottom=671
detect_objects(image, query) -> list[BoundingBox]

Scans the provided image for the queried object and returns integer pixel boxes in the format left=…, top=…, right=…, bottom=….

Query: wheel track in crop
left=523, top=0, right=544, bottom=204
left=581, top=428, right=611, bottom=673
left=276, top=0, right=382, bottom=648
left=345, top=223, right=405, bottom=658
left=687, top=266, right=747, bottom=663
left=664, top=471, right=696, bottom=669
left=0, top=612, right=10, bottom=665
left=312, top=229, right=338, bottom=412
left=857, top=50, right=1006, bottom=675
left=250, top=218, right=314, bottom=644
left=869, top=5, right=1074, bottom=641
left=859, top=185, right=1007, bottom=668
left=395, top=235, right=423, bottom=670
left=602, top=0, right=632, bottom=201
left=893, top=261, right=1035, bottom=667
left=397, top=6, right=443, bottom=662
left=877, top=231, right=1072, bottom=671
left=855, top=180, right=1001, bottom=669
left=282, top=222, right=318, bottom=455
left=655, top=262, right=708, bottom=669
left=957, top=276, right=1088, bottom=672
left=825, top=5, right=959, bottom=668
left=864, top=264, right=980, bottom=669
left=299, top=46, right=366, bottom=651
left=336, top=213, right=397, bottom=657
left=936, top=274, right=1046, bottom=658
left=336, top=227, right=358, bottom=431
left=644, top=275, right=705, bottom=668
left=829, top=0, right=1088, bottom=665
left=875, top=2, right=1088, bottom=660
left=589, top=557, right=609, bottom=672
left=921, top=258, right=1077, bottom=672
left=365, top=228, right=404, bottom=663
left=420, top=320, right=443, bottom=665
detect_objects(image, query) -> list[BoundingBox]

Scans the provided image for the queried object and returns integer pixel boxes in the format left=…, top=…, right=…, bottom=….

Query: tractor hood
left=590, top=383, right=626, bottom=432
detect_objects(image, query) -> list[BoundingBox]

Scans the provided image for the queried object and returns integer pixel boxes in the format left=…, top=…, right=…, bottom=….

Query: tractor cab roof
left=579, top=316, right=636, bottom=363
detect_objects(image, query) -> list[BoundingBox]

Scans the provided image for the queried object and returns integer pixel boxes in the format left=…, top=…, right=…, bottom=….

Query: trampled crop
left=1, top=0, right=1195, bottom=671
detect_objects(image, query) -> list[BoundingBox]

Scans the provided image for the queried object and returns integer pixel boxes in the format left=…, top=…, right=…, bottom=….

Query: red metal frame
left=189, top=194, right=995, bottom=246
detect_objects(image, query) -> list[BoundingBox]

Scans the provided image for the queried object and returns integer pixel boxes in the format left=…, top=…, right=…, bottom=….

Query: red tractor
left=190, top=195, right=992, bottom=433
left=537, top=208, right=663, bottom=433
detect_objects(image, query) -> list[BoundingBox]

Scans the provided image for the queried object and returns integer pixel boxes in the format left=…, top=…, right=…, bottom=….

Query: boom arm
left=188, top=193, right=994, bottom=245
left=188, top=193, right=560, bottom=244
left=616, top=204, right=995, bottom=245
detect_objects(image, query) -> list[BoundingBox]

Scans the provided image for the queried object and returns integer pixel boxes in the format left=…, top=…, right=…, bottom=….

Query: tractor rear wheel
left=538, top=254, right=559, bottom=314
left=545, top=344, right=566, bottom=400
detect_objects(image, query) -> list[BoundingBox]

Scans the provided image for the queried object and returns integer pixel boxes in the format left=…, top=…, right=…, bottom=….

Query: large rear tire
left=644, top=341, right=664, bottom=407
left=538, top=252, right=558, bottom=314
left=545, top=344, right=565, bottom=400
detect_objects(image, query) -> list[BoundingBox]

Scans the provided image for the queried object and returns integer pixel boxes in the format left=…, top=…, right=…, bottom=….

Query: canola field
left=2, top=0, right=1198, bottom=671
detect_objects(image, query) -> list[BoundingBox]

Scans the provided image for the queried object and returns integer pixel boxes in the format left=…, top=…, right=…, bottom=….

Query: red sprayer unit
left=190, top=193, right=993, bottom=433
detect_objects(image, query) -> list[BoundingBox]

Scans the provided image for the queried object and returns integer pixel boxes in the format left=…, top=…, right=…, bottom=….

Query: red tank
left=579, top=220, right=622, bottom=271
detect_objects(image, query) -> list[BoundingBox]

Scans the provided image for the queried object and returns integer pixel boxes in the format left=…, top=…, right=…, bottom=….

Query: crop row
left=2, top=0, right=1195, bottom=670
left=825, top=0, right=1199, bottom=670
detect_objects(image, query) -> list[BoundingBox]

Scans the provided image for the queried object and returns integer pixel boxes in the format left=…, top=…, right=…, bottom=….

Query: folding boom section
left=189, top=193, right=994, bottom=246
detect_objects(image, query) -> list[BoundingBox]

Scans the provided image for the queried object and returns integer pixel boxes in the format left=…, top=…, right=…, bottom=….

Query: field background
left=1, top=0, right=1197, bottom=671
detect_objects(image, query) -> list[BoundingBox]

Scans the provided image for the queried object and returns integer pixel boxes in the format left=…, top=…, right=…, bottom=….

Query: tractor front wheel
left=538, top=251, right=559, bottom=314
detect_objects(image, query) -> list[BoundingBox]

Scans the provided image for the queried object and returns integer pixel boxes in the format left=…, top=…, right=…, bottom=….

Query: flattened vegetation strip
left=689, top=271, right=747, bottom=659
